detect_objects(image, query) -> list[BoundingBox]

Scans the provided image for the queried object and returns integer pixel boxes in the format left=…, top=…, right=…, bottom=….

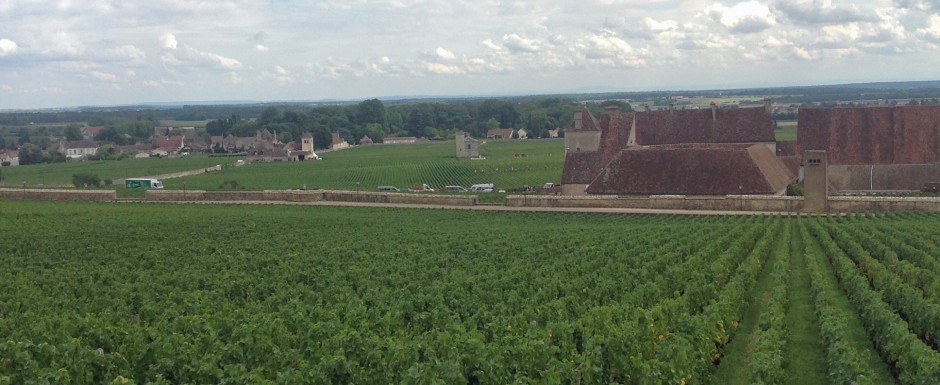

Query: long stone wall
left=506, top=194, right=940, bottom=213
left=507, top=194, right=803, bottom=212
left=828, top=164, right=940, bottom=191
left=0, top=188, right=116, bottom=201
left=145, top=189, right=478, bottom=206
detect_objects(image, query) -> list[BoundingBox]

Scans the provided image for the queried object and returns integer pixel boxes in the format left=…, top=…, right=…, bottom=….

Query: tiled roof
left=486, top=128, right=515, bottom=138
left=561, top=151, right=602, bottom=185
left=586, top=143, right=794, bottom=195
left=632, top=106, right=774, bottom=145
left=61, top=139, right=98, bottom=149
left=797, top=106, right=940, bottom=164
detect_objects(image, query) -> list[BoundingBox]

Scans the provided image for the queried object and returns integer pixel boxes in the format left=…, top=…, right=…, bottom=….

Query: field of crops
left=0, top=155, right=237, bottom=188
left=2, top=201, right=939, bottom=384
left=169, top=140, right=565, bottom=193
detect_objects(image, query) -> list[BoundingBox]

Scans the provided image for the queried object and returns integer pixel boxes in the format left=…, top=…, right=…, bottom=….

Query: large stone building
left=562, top=101, right=794, bottom=196
left=797, top=105, right=940, bottom=191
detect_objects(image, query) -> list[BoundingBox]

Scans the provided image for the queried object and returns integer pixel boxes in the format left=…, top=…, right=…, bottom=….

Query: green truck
left=124, top=178, right=164, bottom=189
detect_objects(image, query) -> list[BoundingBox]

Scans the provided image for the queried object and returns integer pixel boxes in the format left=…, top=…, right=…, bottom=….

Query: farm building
left=455, top=132, right=480, bottom=158
left=797, top=105, right=940, bottom=191
left=58, top=139, right=99, bottom=160
left=562, top=101, right=794, bottom=196
left=486, top=128, right=515, bottom=140
left=329, top=133, right=349, bottom=150
left=383, top=136, right=418, bottom=144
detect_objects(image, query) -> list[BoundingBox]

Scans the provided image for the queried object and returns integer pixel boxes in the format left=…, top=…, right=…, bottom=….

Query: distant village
left=0, top=122, right=548, bottom=167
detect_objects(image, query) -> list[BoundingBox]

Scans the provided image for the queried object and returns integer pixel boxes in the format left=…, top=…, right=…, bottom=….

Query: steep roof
left=61, top=139, right=98, bottom=149
left=632, top=106, right=774, bottom=145
left=561, top=151, right=602, bottom=185
left=797, top=106, right=940, bottom=164
left=586, top=143, right=794, bottom=195
left=486, top=128, right=515, bottom=138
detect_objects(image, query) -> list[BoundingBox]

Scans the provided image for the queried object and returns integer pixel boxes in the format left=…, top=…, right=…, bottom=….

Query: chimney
left=573, top=110, right=582, bottom=130
left=644, top=105, right=651, bottom=113
left=763, top=98, right=772, bottom=114
left=668, top=103, right=674, bottom=112
left=710, top=101, right=717, bottom=121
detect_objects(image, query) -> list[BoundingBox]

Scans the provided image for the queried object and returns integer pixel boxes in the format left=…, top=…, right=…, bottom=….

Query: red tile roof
left=632, top=106, right=774, bottom=145
left=586, top=143, right=794, bottom=195
left=797, top=106, right=940, bottom=164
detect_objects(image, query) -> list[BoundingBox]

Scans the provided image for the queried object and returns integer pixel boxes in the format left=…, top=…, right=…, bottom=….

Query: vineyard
left=1, top=201, right=940, bottom=384
left=166, top=140, right=565, bottom=193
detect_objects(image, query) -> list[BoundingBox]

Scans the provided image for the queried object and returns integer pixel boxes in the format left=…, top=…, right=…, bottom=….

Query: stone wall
left=828, top=163, right=940, bottom=191
left=145, top=189, right=477, bottom=206
left=508, top=194, right=940, bottom=213
left=0, top=188, right=115, bottom=201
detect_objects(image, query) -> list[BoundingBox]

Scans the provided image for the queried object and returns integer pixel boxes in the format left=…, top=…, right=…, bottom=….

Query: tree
left=17, top=128, right=30, bottom=145
left=64, top=124, right=83, bottom=141
left=259, top=107, right=282, bottom=125
left=18, top=144, right=43, bottom=165
left=43, top=150, right=66, bottom=163
left=72, top=172, right=101, bottom=188
left=357, top=99, right=388, bottom=129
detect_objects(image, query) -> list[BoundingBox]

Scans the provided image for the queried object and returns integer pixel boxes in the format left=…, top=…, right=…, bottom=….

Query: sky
left=1, top=0, right=939, bottom=109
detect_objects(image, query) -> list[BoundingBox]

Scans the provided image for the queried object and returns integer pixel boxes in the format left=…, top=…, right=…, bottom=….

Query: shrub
left=786, top=183, right=804, bottom=196
left=72, top=173, right=102, bottom=188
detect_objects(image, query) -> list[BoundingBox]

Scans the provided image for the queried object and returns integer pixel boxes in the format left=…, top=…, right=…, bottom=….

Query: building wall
left=828, top=163, right=940, bottom=191
left=564, top=131, right=601, bottom=154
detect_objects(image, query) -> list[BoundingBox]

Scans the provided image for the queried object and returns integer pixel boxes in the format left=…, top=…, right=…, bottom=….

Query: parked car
left=408, top=183, right=435, bottom=192
left=470, top=183, right=494, bottom=192
left=377, top=186, right=400, bottom=192
left=444, top=185, right=468, bottom=192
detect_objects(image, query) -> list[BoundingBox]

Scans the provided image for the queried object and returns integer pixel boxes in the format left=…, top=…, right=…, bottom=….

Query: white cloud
left=435, top=47, right=456, bottom=60
left=0, top=38, right=16, bottom=56
left=706, top=1, right=777, bottom=33
left=104, top=45, right=146, bottom=64
left=426, top=62, right=463, bottom=74
left=275, top=65, right=289, bottom=75
left=91, top=70, right=118, bottom=82
left=160, top=33, right=178, bottom=50
left=502, top=33, right=540, bottom=52
left=918, top=14, right=940, bottom=41
left=255, top=44, right=269, bottom=52
left=772, top=0, right=878, bottom=24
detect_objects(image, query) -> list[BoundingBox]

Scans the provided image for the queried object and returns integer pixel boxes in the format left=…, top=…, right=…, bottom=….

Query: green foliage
left=786, top=184, right=803, bottom=196
left=17, top=143, right=43, bottom=165
left=71, top=172, right=101, bottom=187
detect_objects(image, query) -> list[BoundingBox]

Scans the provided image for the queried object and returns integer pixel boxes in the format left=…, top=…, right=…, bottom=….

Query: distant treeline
left=203, top=98, right=633, bottom=149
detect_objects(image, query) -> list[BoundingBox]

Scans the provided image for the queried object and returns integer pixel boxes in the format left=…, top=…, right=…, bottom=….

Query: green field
left=0, top=155, right=238, bottom=188
left=775, top=120, right=797, bottom=141
left=2, top=201, right=939, bottom=384
left=171, top=140, right=565, bottom=193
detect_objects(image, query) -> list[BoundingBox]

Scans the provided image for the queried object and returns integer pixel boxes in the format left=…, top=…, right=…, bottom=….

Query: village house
left=0, top=150, right=19, bottom=166
left=486, top=128, right=515, bottom=140
left=329, top=132, right=350, bottom=150
left=383, top=136, right=418, bottom=145
left=58, top=139, right=99, bottom=160
left=360, top=135, right=374, bottom=145
left=80, top=126, right=104, bottom=140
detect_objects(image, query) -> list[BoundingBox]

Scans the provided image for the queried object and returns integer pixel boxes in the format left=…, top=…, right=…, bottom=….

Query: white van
left=444, top=186, right=468, bottom=192
left=377, top=186, right=400, bottom=192
left=469, top=183, right=494, bottom=192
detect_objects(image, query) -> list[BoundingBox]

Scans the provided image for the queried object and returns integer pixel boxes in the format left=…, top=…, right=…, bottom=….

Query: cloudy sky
left=1, top=0, right=939, bottom=109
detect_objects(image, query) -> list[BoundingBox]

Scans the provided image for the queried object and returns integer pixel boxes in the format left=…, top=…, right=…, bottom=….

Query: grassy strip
left=808, top=218, right=940, bottom=384
left=782, top=219, right=827, bottom=385
left=708, top=217, right=787, bottom=385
